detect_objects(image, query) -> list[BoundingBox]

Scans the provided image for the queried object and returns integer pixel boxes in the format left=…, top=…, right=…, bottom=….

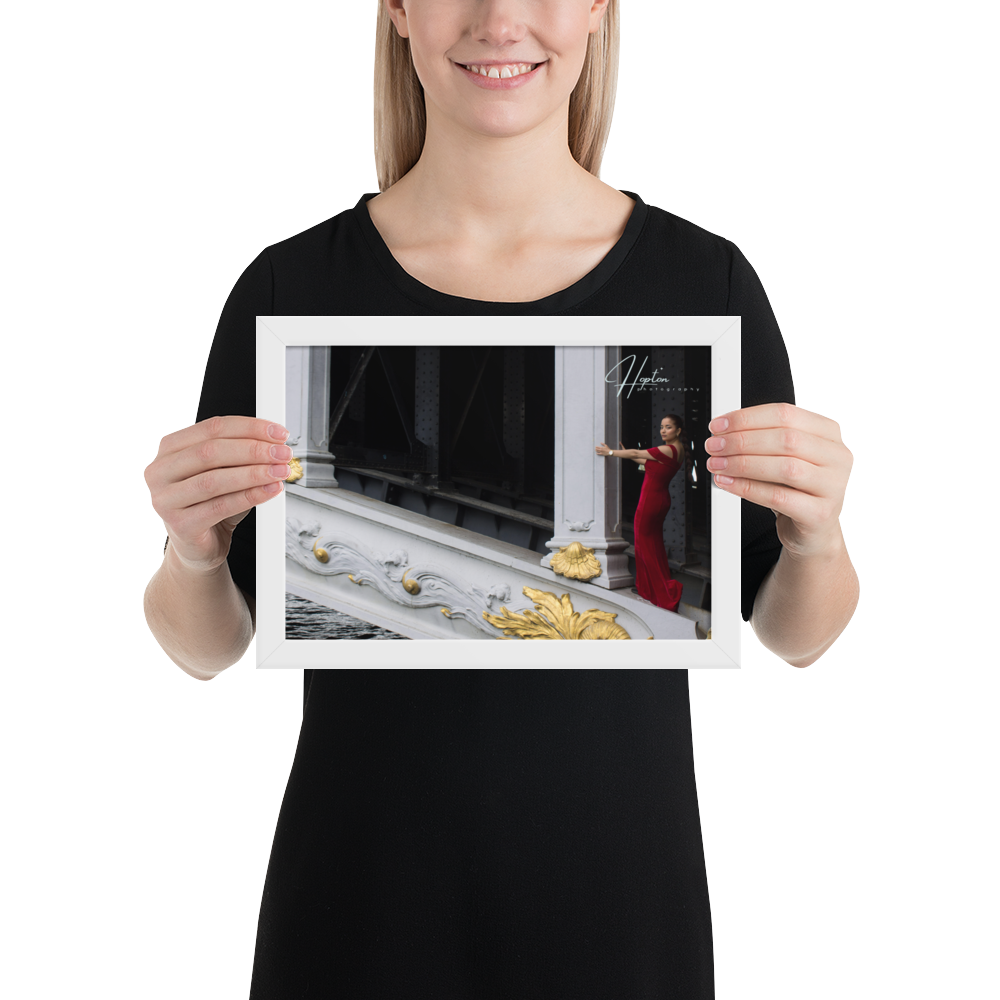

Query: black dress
left=195, top=192, right=795, bottom=999
left=258, top=670, right=713, bottom=999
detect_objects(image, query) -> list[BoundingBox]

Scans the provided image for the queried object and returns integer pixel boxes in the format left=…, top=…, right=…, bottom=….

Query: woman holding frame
left=144, top=1, right=858, bottom=995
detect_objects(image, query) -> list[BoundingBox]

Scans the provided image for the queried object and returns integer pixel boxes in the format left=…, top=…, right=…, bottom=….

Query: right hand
left=145, top=416, right=291, bottom=574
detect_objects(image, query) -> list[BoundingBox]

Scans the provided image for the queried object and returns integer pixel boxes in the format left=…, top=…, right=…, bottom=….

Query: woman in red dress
left=596, top=415, right=685, bottom=611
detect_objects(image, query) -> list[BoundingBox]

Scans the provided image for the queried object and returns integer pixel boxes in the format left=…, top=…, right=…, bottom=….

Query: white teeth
left=463, top=62, right=537, bottom=78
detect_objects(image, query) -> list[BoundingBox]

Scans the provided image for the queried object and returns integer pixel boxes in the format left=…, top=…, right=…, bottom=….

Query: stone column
left=542, top=346, right=632, bottom=590
left=285, top=346, right=338, bottom=488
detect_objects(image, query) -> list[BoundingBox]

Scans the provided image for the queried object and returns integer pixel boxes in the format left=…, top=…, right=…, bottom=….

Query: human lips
left=459, top=61, right=539, bottom=78
left=454, top=60, right=545, bottom=89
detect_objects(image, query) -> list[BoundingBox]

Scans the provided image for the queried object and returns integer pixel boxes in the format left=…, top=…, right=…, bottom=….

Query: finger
left=709, top=403, right=843, bottom=445
left=164, top=458, right=290, bottom=509
left=155, top=436, right=293, bottom=488
left=712, top=474, right=830, bottom=523
left=166, top=480, right=284, bottom=541
left=704, top=427, right=846, bottom=469
left=156, top=416, right=288, bottom=460
left=705, top=454, right=838, bottom=498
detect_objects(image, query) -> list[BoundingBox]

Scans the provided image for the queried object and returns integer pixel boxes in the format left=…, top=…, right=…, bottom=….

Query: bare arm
left=751, top=526, right=858, bottom=668
left=143, top=415, right=290, bottom=680
left=144, top=543, right=256, bottom=680
left=705, top=403, right=858, bottom=667
left=596, top=442, right=661, bottom=462
left=617, top=440, right=646, bottom=466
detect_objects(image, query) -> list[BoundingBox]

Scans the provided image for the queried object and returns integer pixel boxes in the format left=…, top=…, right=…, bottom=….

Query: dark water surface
left=285, top=593, right=408, bottom=640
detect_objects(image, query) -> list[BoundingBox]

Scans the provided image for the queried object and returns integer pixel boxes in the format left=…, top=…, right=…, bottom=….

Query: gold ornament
left=401, top=569, right=421, bottom=595
left=579, top=620, right=631, bottom=640
left=286, top=458, right=303, bottom=483
left=549, top=541, right=602, bottom=581
left=483, top=586, right=631, bottom=640
left=312, top=540, right=329, bottom=563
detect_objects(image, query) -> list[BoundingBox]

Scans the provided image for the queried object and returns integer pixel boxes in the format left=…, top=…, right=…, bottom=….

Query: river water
left=285, top=593, right=408, bottom=640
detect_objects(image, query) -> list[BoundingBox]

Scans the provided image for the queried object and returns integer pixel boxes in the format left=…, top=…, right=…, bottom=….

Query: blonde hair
left=374, top=0, right=620, bottom=192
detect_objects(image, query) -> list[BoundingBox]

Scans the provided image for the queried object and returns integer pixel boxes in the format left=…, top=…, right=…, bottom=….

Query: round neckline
left=353, top=190, right=648, bottom=314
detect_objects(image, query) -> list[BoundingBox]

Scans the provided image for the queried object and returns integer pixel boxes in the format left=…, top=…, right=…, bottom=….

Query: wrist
left=780, top=522, right=846, bottom=564
left=164, top=537, right=231, bottom=581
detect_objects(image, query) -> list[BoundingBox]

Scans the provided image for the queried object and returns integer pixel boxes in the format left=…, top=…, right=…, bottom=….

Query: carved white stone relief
left=286, top=518, right=528, bottom=638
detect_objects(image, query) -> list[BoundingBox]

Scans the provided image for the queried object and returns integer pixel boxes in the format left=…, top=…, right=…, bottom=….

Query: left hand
left=705, top=403, right=853, bottom=558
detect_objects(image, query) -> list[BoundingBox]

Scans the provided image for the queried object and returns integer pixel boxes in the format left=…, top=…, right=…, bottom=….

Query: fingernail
left=706, top=436, right=725, bottom=452
left=269, top=464, right=289, bottom=478
left=706, top=457, right=727, bottom=471
left=715, top=475, right=734, bottom=486
left=263, top=482, right=282, bottom=494
left=710, top=417, right=729, bottom=433
left=268, top=424, right=289, bottom=440
left=270, top=445, right=292, bottom=460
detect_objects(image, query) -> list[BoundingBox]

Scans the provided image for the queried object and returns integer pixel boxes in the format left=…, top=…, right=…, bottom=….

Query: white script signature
left=604, top=355, right=671, bottom=398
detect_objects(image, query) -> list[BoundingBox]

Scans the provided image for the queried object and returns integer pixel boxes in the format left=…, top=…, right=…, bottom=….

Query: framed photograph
left=256, top=317, right=740, bottom=668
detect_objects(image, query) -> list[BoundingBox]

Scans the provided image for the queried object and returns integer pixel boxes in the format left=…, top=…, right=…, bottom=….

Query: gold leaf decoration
left=401, top=569, right=421, bottom=595
left=549, top=541, right=602, bottom=581
left=579, top=620, right=631, bottom=640
left=483, top=586, right=631, bottom=640
left=286, top=458, right=303, bottom=483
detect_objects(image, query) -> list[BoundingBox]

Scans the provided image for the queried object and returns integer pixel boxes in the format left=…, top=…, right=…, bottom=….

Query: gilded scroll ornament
left=286, top=458, right=304, bottom=483
left=549, top=541, right=602, bottom=581
left=286, top=519, right=523, bottom=638
left=483, top=586, right=630, bottom=640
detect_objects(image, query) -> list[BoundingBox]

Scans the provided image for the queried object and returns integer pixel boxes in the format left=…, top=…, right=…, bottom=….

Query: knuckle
left=769, top=485, right=790, bottom=508
left=774, top=402, right=795, bottom=426
left=196, top=469, right=218, bottom=496
left=781, top=428, right=799, bottom=453
left=782, top=458, right=803, bottom=482
left=208, top=494, right=232, bottom=522
left=195, top=439, right=217, bottom=465
left=205, top=415, right=225, bottom=439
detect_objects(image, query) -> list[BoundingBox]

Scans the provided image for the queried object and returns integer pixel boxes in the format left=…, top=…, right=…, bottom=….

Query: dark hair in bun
left=661, top=414, right=685, bottom=449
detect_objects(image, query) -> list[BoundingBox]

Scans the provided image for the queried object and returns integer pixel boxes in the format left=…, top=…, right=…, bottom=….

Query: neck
left=387, top=98, right=597, bottom=241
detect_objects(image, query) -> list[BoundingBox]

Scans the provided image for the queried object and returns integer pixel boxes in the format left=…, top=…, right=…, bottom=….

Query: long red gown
left=633, top=444, right=684, bottom=612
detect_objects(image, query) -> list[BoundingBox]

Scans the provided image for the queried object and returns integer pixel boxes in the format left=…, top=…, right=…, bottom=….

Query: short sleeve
left=192, top=249, right=274, bottom=598
left=726, top=241, right=795, bottom=622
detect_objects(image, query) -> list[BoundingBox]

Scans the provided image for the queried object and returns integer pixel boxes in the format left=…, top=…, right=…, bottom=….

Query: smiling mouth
left=458, top=62, right=541, bottom=79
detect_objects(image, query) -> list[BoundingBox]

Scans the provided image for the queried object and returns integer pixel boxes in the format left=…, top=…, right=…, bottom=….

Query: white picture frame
left=257, top=316, right=741, bottom=668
